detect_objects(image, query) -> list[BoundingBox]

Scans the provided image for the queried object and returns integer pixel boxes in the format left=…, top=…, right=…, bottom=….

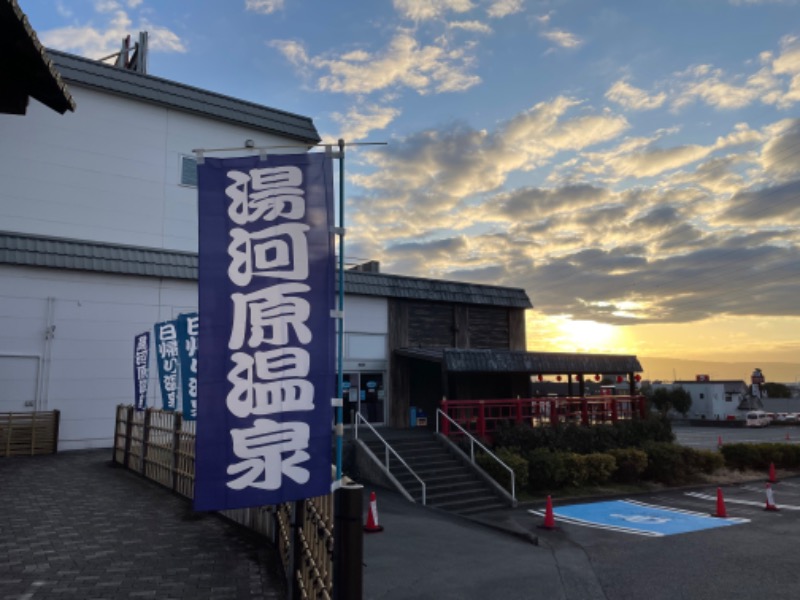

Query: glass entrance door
left=360, top=372, right=385, bottom=425
left=341, top=372, right=385, bottom=425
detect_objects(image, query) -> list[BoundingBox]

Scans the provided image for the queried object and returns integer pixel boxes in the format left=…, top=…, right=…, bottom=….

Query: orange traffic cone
left=712, top=487, right=728, bottom=518
left=364, top=491, right=384, bottom=533
left=768, top=462, right=778, bottom=484
left=765, top=483, right=779, bottom=512
left=717, top=435, right=723, bottom=449
left=538, top=495, right=557, bottom=530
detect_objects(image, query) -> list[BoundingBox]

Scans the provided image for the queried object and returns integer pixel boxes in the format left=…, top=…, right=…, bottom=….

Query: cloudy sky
left=24, top=0, right=800, bottom=375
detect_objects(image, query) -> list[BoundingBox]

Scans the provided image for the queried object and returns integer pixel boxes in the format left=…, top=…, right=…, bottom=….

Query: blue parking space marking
left=536, top=499, right=749, bottom=537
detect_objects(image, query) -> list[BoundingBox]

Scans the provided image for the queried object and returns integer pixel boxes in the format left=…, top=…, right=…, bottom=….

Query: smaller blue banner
left=133, top=331, right=150, bottom=411
left=154, top=319, right=180, bottom=411
left=177, top=313, right=199, bottom=421
left=552, top=499, right=747, bottom=536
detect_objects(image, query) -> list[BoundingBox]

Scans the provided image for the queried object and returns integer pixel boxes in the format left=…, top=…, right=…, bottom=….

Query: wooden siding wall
left=407, top=303, right=454, bottom=347
left=467, top=306, right=510, bottom=349
left=400, top=300, right=524, bottom=350
left=388, top=298, right=529, bottom=425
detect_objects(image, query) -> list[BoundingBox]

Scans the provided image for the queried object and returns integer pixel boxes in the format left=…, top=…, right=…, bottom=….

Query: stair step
left=433, top=495, right=506, bottom=513
left=357, top=430, right=511, bottom=514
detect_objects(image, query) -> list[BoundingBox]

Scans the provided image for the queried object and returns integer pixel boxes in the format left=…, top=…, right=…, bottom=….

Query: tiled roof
left=1, top=0, right=75, bottom=114
left=0, top=232, right=532, bottom=308
left=48, top=50, right=320, bottom=143
left=396, top=348, right=643, bottom=373
left=344, top=270, right=532, bottom=308
left=0, top=232, right=197, bottom=279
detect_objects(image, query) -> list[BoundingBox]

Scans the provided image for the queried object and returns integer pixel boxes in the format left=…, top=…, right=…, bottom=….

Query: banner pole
left=335, top=138, right=346, bottom=480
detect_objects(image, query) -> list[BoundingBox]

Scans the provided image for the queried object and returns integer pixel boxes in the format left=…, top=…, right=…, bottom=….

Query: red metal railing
left=439, top=396, right=647, bottom=443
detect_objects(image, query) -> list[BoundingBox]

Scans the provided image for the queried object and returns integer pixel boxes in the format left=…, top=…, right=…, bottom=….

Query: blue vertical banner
left=154, top=319, right=180, bottom=411
left=133, top=331, right=150, bottom=411
left=177, top=312, right=199, bottom=421
left=195, top=153, right=335, bottom=511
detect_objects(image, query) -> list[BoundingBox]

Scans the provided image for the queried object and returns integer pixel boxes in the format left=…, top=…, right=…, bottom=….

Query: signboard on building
left=154, top=319, right=180, bottom=410
left=133, top=331, right=150, bottom=411
left=696, top=375, right=710, bottom=382
left=195, top=153, right=335, bottom=511
left=177, top=312, right=199, bottom=421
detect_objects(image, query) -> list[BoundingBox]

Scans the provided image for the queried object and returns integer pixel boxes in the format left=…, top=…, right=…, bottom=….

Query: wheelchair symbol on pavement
left=610, top=513, right=670, bottom=524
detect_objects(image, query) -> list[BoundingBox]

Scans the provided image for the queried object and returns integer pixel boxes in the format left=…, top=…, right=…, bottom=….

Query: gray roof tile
left=396, top=348, right=642, bottom=373
left=0, top=232, right=532, bottom=308
left=48, top=50, right=320, bottom=143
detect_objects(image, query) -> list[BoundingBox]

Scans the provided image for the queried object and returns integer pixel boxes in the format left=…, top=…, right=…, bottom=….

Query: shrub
left=642, top=442, right=692, bottom=484
left=493, top=415, right=674, bottom=456
left=688, top=449, right=725, bottom=474
left=476, top=447, right=529, bottom=492
left=608, top=448, right=648, bottom=483
left=563, top=453, right=589, bottom=487
left=720, top=443, right=760, bottom=471
left=721, top=443, right=800, bottom=471
left=526, top=448, right=569, bottom=491
left=583, top=453, right=617, bottom=485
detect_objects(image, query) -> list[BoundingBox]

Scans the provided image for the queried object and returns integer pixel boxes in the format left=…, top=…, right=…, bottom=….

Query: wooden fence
left=113, top=405, right=336, bottom=599
left=0, top=410, right=60, bottom=457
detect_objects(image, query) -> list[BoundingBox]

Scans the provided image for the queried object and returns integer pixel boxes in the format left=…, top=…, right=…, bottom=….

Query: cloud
left=353, top=96, right=628, bottom=204
left=346, top=112, right=800, bottom=328
left=570, top=123, right=761, bottom=182
left=55, top=0, right=73, bottom=17
left=38, top=3, right=186, bottom=58
left=393, top=0, right=474, bottom=21
left=760, top=118, right=800, bottom=178
left=722, top=179, right=800, bottom=224
left=245, top=0, right=285, bottom=14
left=605, top=79, right=666, bottom=111
left=328, top=104, right=402, bottom=142
left=672, top=64, right=776, bottom=110
left=539, top=28, right=583, bottom=49
left=448, top=20, right=493, bottom=33
left=272, top=31, right=481, bottom=95
left=486, top=0, right=524, bottom=18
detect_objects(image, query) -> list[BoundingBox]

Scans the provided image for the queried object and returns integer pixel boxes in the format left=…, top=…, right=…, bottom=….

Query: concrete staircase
left=357, top=429, right=510, bottom=515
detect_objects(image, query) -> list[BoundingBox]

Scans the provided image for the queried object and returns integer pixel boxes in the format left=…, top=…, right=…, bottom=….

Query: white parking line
left=684, top=491, right=800, bottom=511
left=625, top=498, right=749, bottom=521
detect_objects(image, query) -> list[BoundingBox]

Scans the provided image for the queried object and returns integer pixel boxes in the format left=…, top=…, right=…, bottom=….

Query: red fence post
left=440, top=398, right=449, bottom=437
left=515, top=398, right=523, bottom=426
left=581, top=398, right=588, bottom=426
left=478, top=401, right=486, bottom=440
left=611, top=399, right=618, bottom=424
left=550, top=399, right=558, bottom=428
left=638, top=395, right=647, bottom=419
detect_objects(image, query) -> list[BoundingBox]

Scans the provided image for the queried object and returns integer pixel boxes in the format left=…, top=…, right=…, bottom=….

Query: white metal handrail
left=436, top=409, right=516, bottom=500
left=354, top=412, right=427, bottom=505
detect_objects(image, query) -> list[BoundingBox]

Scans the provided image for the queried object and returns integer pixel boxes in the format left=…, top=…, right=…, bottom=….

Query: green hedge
left=720, top=443, right=800, bottom=471
left=493, top=416, right=674, bottom=455
left=607, top=448, right=648, bottom=483
left=475, top=447, right=529, bottom=492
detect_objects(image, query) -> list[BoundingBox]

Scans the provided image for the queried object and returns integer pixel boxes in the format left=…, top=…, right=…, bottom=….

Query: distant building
left=654, top=379, right=755, bottom=420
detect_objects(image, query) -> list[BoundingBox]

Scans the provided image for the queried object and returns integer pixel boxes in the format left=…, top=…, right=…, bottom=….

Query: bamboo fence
left=0, top=410, right=60, bottom=457
left=113, top=405, right=334, bottom=599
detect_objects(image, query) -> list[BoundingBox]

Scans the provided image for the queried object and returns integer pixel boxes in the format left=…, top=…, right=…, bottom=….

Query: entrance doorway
left=342, top=372, right=385, bottom=425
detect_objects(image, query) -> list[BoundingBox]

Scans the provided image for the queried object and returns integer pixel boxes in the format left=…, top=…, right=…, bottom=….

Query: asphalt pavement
left=0, top=450, right=286, bottom=600
left=4, top=424, right=800, bottom=600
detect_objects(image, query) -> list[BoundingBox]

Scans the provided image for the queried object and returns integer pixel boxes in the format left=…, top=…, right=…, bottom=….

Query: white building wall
left=0, top=265, right=197, bottom=450
left=343, top=295, right=388, bottom=366
left=0, top=86, right=295, bottom=252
